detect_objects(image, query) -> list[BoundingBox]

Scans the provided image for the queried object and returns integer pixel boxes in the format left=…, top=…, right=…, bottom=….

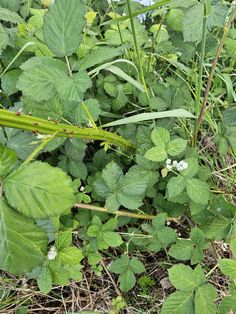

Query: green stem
left=75, top=203, right=179, bottom=222
left=22, top=132, right=58, bottom=165
left=126, top=0, right=151, bottom=110
left=0, top=109, right=135, bottom=150
left=75, top=203, right=155, bottom=220
left=193, top=9, right=208, bottom=146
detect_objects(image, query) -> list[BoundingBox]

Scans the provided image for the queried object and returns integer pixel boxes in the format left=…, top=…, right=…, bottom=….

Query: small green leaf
left=37, top=267, right=52, bottom=294
left=186, top=178, right=210, bottom=205
left=0, top=144, right=17, bottom=177
left=169, top=240, right=194, bottom=261
left=144, top=146, right=167, bottom=162
left=129, top=257, right=145, bottom=274
left=167, top=176, right=186, bottom=199
left=55, top=71, right=92, bottom=103
left=168, top=264, right=197, bottom=291
left=43, top=0, right=86, bottom=57
left=110, top=255, right=130, bottom=274
left=151, top=127, right=170, bottom=145
left=167, top=138, right=187, bottom=156
left=119, top=269, right=136, bottom=292
left=60, top=247, right=83, bottom=265
left=0, top=6, right=23, bottom=23
left=55, top=230, right=72, bottom=250
left=181, top=158, right=199, bottom=178
left=102, top=231, right=123, bottom=247
left=219, top=259, right=236, bottom=280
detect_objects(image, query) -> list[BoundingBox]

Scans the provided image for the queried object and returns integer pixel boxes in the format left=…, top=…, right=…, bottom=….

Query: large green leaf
left=195, top=284, right=217, bottom=314
left=3, top=161, right=74, bottom=219
left=183, top=3, right=204, bottom=43
left=43, top=0, right=86, bottom=57
left=0, top=198, right=47, bottom=274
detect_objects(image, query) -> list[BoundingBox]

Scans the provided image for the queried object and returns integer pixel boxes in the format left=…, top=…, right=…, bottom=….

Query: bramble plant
left=0, top=0, right=236, bottom=313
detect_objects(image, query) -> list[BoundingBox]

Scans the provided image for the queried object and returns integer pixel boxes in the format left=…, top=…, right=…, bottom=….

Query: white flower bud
left=47, top=245, right=57, bottom=260
left=166, top=158, right=171, bottom=164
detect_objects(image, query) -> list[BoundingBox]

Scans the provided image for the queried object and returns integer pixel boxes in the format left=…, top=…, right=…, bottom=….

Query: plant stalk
left=126, top=0, right=151, bottom=110
left=0, top=109, right=135, bottom=150
left=193, top=6, right=236, bottom=145
left=75, top=203, right=155, bottom=220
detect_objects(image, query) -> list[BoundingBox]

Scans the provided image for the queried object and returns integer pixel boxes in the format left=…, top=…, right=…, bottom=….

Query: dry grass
left=0, top=241, right=231, bottom=314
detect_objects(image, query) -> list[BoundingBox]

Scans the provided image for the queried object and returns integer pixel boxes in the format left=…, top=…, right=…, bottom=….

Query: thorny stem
left=193, top=7, right=236, bottom=145
left=75, top=203, right=155, bottom=220
left=75, top=203, right=179, bottom=222
left=0, top=109, right=134, bottom=150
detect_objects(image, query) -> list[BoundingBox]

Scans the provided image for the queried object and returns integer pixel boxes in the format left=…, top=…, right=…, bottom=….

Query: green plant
left=0, top=0, right=236, bottom=313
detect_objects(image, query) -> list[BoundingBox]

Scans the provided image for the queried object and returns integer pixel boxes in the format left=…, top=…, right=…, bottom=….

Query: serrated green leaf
left=55, top=230, right=72, bottom=250
left=55, top=71, right=92, bottom=103
left=181, top=158, right=199, bottom=178
left=94, top=162, right=148, bottom=212
left=1, top=69, right=21, bottom=96
left=60, top=247, right=83, bottom=265
left=0, top=6, right=23, bottom=23
left=102, top=231, right=123, bottom=247
left=3, top=161, right=74, bottom=219
left=37, top=267, right=52, bottom=294
left=167, top=176, right=186, bottom=199
left=168, top=264, right=197, bottom=291
left=186, top=178, right=210, bottom=205
left=43, top=0, right=86, bottom=57
left=16, top=65, right=60, bottom=101
left=144, top=146, right=167, bottom=162
left=195, top=284, right=217, bottom=314
left=151, top=127, right=170, bottom=145
left=219, top=259, right=236, bottom=280
left=183, top=4, right=204, bottom=42
left=219, top=292, right=236, bottom=314
left=119, top=269, right=136, bottom=292
left=129, top=257, right=145, bottom=274
left=110, top=255, right=130, bottom=274
left=167, top=138, right=187, bottom=156
left=75, top=99, right=101, bottom=125
left=161, top=291, right=194, bottom=314
left=169, top=240, right=194, bottom=261
left=0, top=144, right=17, bottom=177
left=0, top=198, right=47, bottom=275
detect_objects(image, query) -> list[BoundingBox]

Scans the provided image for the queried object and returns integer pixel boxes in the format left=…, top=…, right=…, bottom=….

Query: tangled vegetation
left=0, top=0, right=236, bottom=313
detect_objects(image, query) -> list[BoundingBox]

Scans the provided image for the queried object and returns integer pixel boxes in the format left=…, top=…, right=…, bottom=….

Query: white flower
left=80, top=186, right=85, bottom=192
left=166, top=158, right=171, bottom=164
left=166, top=164, right=173, bottom=171
left=47, top=245, right=57, bottom=260
left=173, top=160, right=178, bottom=167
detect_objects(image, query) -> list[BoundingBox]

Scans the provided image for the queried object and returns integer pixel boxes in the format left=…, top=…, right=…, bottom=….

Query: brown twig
left=193, top=7, right=236, bottom=145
